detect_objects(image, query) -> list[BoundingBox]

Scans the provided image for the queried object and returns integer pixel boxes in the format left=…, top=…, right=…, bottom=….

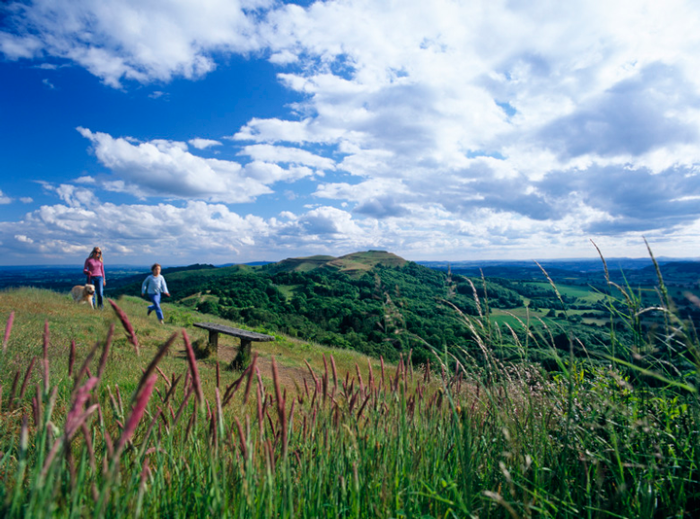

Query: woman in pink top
left=83, top=246, right=106, bottom=309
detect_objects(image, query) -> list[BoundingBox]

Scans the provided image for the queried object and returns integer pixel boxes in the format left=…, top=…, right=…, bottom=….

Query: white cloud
left=298, top=206, right=363, bottom=236
left=20, top=197, right=33, bottom=204
left=239, top=144, right=336, bottom=170
left=76, top=128, right=332, bottom=202
left=0, top=190, right=11, bottom=204
left=268, top=50, right=298, bottom=65
left=39, top=183, right=99, bottom=208
left=233, top=117, right=348, bottom=144
left=0, top=0, right=271, bottom=87
left=78, top=127, right=278, bottom=202
left=241, top=161, right=314, bottom=184
left=3, top=200, right=267, bottom=257
left=246, top=0, right=700, bottom=250
left=314, top=179, right=410, bottom=204
left=188, top=138, right=222, bottom=150
left=0, top=199, right=376, bottom=264
left=0, top=187, right=696, bottom=266
left=0, top=32, right=42, bottom=59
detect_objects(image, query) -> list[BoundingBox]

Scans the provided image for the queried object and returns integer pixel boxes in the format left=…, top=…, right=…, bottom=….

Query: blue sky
left=1, top=0, right=700, bottom=266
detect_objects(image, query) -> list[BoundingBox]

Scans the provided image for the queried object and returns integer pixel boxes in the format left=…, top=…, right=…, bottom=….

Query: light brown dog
left=71, top=284, right=96, bottom=309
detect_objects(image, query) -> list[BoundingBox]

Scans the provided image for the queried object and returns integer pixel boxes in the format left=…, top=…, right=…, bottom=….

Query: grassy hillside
left=267, top=255, right=336, bottom=273
left=260, top=250, right=406, bottom=278
left=1, top=284, right=700, bottom=517
left=326, top=250, right=407, bottom=276
left=0, top=288, right=384, bottom=404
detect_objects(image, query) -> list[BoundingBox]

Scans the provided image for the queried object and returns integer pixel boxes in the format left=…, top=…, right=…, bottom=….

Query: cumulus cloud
left=188, top=138, right=222, bottom=150
left=0, top=190, right=11, bottom=204
left=0, top=199, right=266, bottom=260
left=239, top=144, right=336, bottom=170
left=538, top=63, right=700, bottom=159
left=232, top=117, right=349, bottom=144
left=39, top=182, right=99, bottom=208
left=246, top=0, right=700, bottom=248
left=0, top=198, right=387, bottom=264
left=0, top=0, right=271, bottom=87
left=354, top=197, right=409, bottom=219
left=78, top=127, right=298, bottom=202
left=538, top=164, right=700, bottom=233
left=298, top=206, right=363, bottom=235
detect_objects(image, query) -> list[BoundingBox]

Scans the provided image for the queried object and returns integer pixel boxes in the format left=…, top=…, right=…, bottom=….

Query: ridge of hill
left=262, top=250, right=407, bottom=277
left=265, top=255, right=337, bottom=274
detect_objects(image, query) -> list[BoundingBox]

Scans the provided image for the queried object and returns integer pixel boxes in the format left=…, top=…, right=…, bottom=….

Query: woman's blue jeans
left=91, top=276, right=104, bottom=309
left=148, top=293, right=164, bottom=321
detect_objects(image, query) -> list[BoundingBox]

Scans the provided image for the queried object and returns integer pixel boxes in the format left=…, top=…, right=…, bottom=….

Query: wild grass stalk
left=3, top=310, right=14, bottom=354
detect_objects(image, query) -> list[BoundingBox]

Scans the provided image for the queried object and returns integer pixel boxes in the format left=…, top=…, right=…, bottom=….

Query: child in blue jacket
left=141, top=263, right=170, bottom=324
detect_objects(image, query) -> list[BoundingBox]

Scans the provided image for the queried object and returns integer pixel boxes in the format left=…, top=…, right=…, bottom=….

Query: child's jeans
left=147, top=293, right=164, bottom=321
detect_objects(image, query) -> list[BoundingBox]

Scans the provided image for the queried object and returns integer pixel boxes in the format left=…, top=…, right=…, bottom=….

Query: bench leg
left=208, top=330, right=219, bottom=357
left=229, top=338, right=252, bottom=370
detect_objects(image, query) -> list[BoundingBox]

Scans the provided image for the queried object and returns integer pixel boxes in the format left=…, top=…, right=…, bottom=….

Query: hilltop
left=262, top=250, right=407, bottom=277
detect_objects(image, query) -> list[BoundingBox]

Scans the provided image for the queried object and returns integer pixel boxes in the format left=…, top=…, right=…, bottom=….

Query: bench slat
left=193, top=322, right=275, bottom=342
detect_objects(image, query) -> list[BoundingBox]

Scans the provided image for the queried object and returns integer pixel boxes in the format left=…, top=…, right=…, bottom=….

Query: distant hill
left=417, top=257, right=693, bottom=273
left=329, top=250, right=407, bottom=274
left=265, top=255, right=337, bottom=274
left=420, top=258, right=700, bottom=287
left=163, top=263, right=217, bottom=273
left=262, top=250, right=407, bottom=278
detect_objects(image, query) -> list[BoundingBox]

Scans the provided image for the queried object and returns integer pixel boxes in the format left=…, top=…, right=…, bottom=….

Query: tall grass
left=0, top=257, right=699, bottom=518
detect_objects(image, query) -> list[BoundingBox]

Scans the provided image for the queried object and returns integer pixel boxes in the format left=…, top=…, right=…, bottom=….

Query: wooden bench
left=193, top=322, right=275, bottom=369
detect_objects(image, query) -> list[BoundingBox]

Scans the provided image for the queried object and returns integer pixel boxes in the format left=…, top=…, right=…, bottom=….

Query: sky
left=1, top=0, right=700, bottom=266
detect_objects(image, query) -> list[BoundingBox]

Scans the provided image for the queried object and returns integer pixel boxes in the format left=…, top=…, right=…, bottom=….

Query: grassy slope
left=0, top=288, right=386, bottom=411
left=266, top=250, right=407, bottom=278
left=327, top=251, right=407, bottom=277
